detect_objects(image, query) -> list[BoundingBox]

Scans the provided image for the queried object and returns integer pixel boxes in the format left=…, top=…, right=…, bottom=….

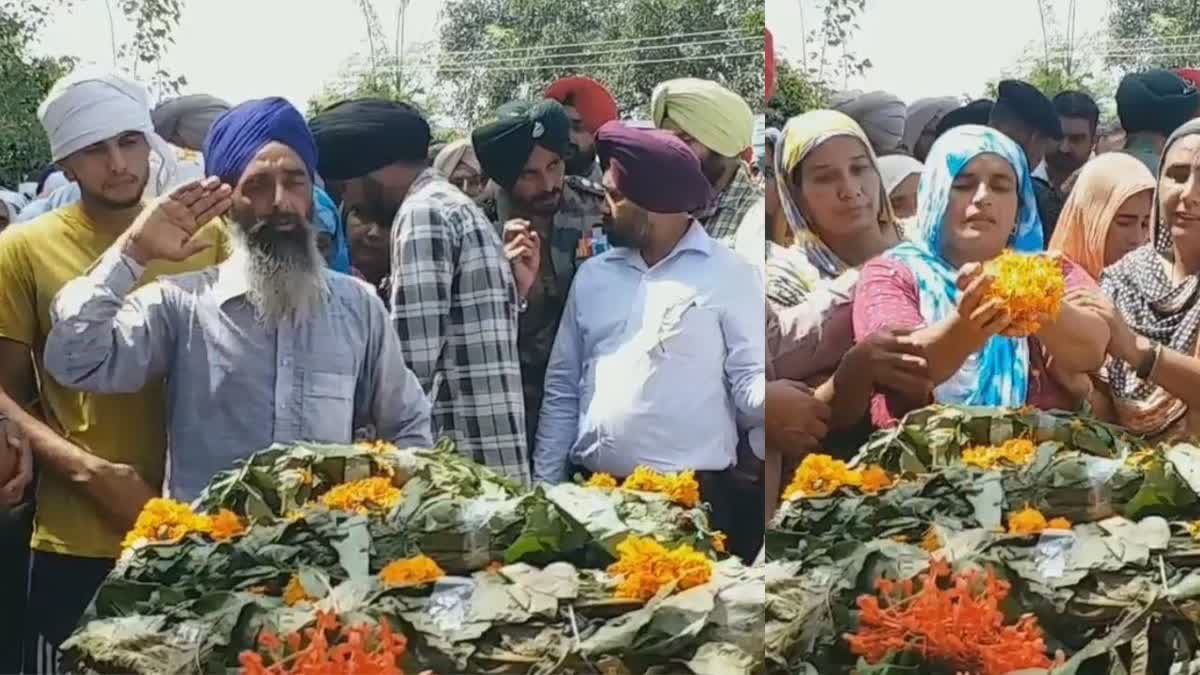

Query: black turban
left=308, top=98, right=431, bottom=181
left=471, top=100, right=569, bottom=191
left=935, top=99, right=994, bottom=137
left=994, top=79, right=1062, bottom=139
left=1117, top=69, right=1200, bottom=137
left=595, top=121, right=712, bottom=214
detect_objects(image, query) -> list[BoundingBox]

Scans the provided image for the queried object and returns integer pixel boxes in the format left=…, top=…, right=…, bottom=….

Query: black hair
left=35, top=164, right=59, bottom=194
left=1052, top=91, right=1100, bottom=133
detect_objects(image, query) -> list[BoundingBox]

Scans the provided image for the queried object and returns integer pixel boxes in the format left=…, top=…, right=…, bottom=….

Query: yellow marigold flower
left=586, top=473, right=618, bottom=490
left=285, top=510, right=305, bottom=523
left=1126, top=448, right=1157, bottom=470
left=319, top=477, right=402, bottom=514
left=921, top=528, right=941, bottom=553
left=782, top=454, right=862, bottom=500
left=208, top=509, right=247, bottom=543
left=1189, top=521, right=1200, bottom=540
left=121, top=498, right=211, bottom=550
left=283, top=575, right=315, bottom=606
left=622, top=467, right=701, bottom=508
left=711, top=532, right=728, bottom=554
left=1007, top=505, right=1068, bottom=535
left=859, top=465, right=895, bottom=494
left=983, top=250, right=1065, bottom=336
left=608, top=536, right=713, bottom=602
left=356, top=440, right=398, bottom=454
left=297, top=468, right=315, bottom=488
left=379, top=555, right=445, bottom=588
left=961, top=438, right=1037, bottom=470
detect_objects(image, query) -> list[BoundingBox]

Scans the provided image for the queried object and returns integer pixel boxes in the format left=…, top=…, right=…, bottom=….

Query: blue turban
left=203, top=97, right=318, bottom=187
left=314, top=186, right=351, bottom=273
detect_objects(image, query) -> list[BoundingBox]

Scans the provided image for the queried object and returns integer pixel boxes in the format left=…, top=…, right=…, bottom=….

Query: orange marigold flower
left=209, top=509, right=248, bottom=543
left=983, top=250, right=1065, bottom=336
left=961, top=438, right=1037, bottom=470
left=586, top=473, right=618, bottom=490
left=859, top=465, right=894, bottom=494
left=782, top=454, right=863, bottom=500
left=319, top=477, right=402, bottom=515
left=1007, top=505, right=1069, bottom=535
left=846, top=563, right=1056, bottom=674
left=379, top=555, right=445, bottom=588
left=121, top=498, right=212, bottom=550
left=608, top=536, right=714, bottom=601
left=239, top=613, right=408, bottom=675
left=921, top=528, right=941, bottom=553
left=621, top=467, right=701, bottom=508
left=711, top=531, right=728, bottom=554
left=1046, top=517, right=1072, bottom=531
left=283, top=575, right=316, bottom=607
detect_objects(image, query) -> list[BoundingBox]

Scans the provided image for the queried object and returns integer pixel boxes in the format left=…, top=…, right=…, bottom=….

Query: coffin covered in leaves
left=766, top=404, right=1200, bottom=675
left=62, top=439, right=763, bottom=675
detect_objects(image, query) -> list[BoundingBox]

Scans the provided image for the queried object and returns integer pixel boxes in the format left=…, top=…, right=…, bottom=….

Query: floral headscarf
left=886, top=124, right=1045, bottom=408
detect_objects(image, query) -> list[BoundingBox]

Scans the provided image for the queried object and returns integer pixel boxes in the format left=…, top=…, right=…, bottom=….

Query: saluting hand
left=122, top=177, right=233, bottom=265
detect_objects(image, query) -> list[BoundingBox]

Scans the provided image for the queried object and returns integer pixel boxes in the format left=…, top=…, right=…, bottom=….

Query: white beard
left=228, top=223, right=327, bottom=325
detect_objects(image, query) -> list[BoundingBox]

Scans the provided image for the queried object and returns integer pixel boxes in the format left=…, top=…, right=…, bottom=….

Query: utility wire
left=439, top=28, right=748, bottom=57
left=437, top=36, right=759, bottom=68
left=433, top=50, right=761, bottom=73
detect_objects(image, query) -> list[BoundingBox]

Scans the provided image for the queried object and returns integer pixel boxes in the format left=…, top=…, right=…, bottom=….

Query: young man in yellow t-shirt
left=0, top=70, right=226, bottom=674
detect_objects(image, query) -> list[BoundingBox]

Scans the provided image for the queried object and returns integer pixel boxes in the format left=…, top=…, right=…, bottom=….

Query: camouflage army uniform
left=484, top=175, right=609, bottom=459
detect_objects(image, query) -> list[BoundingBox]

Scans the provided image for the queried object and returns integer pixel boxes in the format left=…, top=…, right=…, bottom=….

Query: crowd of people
left=764, top=67, right=1200, bottom=516
left=0, top=67, right=765, bottom=674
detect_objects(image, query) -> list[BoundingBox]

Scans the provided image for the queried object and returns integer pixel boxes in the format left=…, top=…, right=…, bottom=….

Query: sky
left=34, top=0, right=445, bottom=109
left=768, top=0, right=1109, bottom=103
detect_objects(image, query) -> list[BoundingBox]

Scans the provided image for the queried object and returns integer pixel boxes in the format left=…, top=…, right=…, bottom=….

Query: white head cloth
left=37, top=68, right=179, bottom=193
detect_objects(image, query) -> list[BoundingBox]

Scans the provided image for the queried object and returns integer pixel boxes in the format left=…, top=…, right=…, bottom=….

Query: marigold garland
left=961, top=438, right=1037, bottom=470
left=239, top=611, right=409, bottom=675
left=121, top=498, right=213, bottom=550
left=318, top=477, right=402, bottom=515
left=379, top=555, right=445, bottom=588
left=621, top=467, right=701, bottom=508
left=585, top=473, right=618, bottom=490
left=845, top=561, right=1056, bottom=674
left=983, top=250, right=1065, bottom=336
left=1007, top=505, right=1071, bottom=535
left=781, top=455, right=895, bottom=500
left=608, top=536, right=713, bottom=601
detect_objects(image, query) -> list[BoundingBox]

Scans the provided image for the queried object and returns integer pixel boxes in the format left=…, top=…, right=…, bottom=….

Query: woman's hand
left=1067, top=289, right=1141, bottom=364
left=843, top=327, right=932, bottom=401
left=954, top=262, right=1012, bottom=340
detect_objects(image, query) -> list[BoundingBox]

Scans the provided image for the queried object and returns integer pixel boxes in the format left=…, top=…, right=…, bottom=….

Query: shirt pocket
left=302, top=369, right=357, bottom=442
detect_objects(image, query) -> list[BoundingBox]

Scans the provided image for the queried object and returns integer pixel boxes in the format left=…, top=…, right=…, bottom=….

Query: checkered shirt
left=390, top=169, right=529, bottom=484
left=695, top=163, right=763, bottom=247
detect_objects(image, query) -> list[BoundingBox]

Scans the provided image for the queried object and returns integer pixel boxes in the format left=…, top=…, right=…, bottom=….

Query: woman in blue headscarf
left=313, top=185, right=351, bottom=273
left=852, top=125, right=1110, bottom=426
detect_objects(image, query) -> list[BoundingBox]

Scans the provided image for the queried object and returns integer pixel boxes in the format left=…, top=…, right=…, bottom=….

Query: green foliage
left=766, top=59, right=829, bottom=129
left=436, top=0, right=763, bottom=127
left=983, top=62, right=1095, bottom=100
left=1107, top=0, right=1200, bottom=70
left=116, top=0, right=187, bottom=97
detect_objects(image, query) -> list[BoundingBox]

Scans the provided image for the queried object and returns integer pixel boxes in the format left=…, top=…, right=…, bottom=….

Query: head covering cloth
left=313, top=185, right=351, bottom=273
left=1117, top=70, right=1199, bottom=136
left=545, top=77, right=618, bottom=132
left=877, top=154, right=924, bottom=196
left=152, top=94, right=231, bottom=151
left=936, top=99, right=994, bottom=136
left=595, top=121, right=712, bottom=214
left=885, top=124, right=1043, bottom=408
left=0, top=190, right=28, bottom=224
left=650, top=78, right=754, bottom=158
left=830, top=90, right=908, bottom=154
left=774, top=110, right=896, bottom=281
left=471, top=100, right=570, bottom=192
left=309, top=98, right=431, bottom=181
left=902, top=97, right=960, bottom=155
left=1047, top=152, right=1154, bottom=279
left=1101, top=119, right=1200, bottom=435
left=203, top=97, right=317, bottom=188
left=432, top=139, right=481, bottom=178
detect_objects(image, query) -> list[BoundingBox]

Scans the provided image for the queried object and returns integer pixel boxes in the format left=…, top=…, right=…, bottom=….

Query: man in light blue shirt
left=535, top=122, right=764, bottom=556
left=43, top=98, right=432, bottom=501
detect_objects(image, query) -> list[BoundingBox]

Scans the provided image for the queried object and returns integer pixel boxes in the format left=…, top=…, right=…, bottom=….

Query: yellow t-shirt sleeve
left=0, top=228, right=37, bottom=346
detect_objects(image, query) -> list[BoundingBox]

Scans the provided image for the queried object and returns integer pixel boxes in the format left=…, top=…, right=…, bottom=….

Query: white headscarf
left=877, top=154, right=924, bottom=196
left=38, top=68, right=179, bottom=194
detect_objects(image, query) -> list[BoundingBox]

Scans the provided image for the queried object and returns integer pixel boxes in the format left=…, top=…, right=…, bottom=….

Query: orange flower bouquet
left=983, top=250, right=1066, bottom=336
left=240, top=611, right=410, bottom=675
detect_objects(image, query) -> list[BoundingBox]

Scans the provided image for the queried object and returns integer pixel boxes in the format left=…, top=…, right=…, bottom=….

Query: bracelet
left=1135, top=342, right=1162, bottom=380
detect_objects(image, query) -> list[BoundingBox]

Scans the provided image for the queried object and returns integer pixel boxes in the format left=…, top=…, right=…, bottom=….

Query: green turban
left=471, top=100, right=570, bottom=191
left=650, top=78, right=754, bottom=158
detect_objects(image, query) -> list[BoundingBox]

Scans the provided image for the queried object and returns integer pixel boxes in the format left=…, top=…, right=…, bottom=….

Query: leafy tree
left=436, top=0, right=763, bottom=127
left=766, top=59, right=829, bottom=129
left=1106, top=0, right=1200, bottom=70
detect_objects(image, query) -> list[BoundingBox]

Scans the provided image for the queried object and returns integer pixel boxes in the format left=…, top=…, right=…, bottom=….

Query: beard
left=564, top=143, right=597, bottom=177
left=700, top=153, right=729, bottom=187
left=229, top=211, right=327, bottom=324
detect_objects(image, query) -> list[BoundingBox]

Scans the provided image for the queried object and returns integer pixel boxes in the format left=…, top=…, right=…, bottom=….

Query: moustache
left=248, top=213, right=310, bottom=236
left=533, top=189, right=562, bottom=203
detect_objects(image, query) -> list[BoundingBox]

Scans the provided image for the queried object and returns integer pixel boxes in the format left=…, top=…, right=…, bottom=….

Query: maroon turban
left=595, top=121, right=713, bottom=214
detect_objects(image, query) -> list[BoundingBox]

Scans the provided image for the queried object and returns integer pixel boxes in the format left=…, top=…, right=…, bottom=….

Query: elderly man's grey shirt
left=44, top=247, right=432, bottom=502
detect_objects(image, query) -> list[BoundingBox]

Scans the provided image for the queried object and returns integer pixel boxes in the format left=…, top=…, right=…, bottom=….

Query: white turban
left=831, top=90, right=908, bottom=154
left=901, top=97, right=960, bottom=154
left=0, top=190, right=28, bottom=224
left=877, top=154, right=924, bottom=196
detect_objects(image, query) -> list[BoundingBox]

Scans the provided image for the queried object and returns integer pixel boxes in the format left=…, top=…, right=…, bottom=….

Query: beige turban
left=432, top=139, right=481, bottom=178
left=650, top=78, right=754, bottom=158
left=152, top=94, right=231, bottom=151
left=901, top=96, right=960, bottom=153
left=830, top=90, right=907, bottom=154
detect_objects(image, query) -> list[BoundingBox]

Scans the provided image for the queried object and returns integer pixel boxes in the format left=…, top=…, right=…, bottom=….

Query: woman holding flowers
left=1073, top=120, right=1200, bottom=441
left=853, top=125, right=1110, bottom=427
